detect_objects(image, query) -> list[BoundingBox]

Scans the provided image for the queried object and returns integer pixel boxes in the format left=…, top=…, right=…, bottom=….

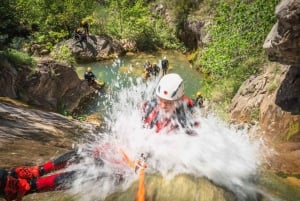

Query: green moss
left=259, top=171, right=300, bottom=201
left=0, top=49, right=35, bottom=67
left=51, top=43, right=75, bottom=64
left=250, top=108, right=260, bottom=121
left=194, top=0, right=278, bottom=114
left=286, top=121, right=300, bottom=141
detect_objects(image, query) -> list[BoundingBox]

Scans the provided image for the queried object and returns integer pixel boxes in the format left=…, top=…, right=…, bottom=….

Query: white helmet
left=156, top=73, right=184, bottom=101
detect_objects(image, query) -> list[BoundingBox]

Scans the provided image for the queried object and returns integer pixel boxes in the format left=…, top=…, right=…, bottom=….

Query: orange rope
left=120, top=149, right=136, bottom=168
left=120, top=149, right=147, bottom=201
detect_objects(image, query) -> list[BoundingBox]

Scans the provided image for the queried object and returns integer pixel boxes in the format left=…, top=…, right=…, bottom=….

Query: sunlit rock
left=230, top=64, right=300, bottom=174
left=0, top=58, right=96, bottom=113
left=0, top=98, right=100, bottom=168
left=53, top=34, right=126, bottom=63
left=106, top=174, right=236, bottom=201
left=263, top=0, right=300, bottom=114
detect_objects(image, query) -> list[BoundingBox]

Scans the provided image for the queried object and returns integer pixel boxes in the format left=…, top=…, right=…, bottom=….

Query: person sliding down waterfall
left=0, top=146, right=130, bottom=201
left=0, top=150, right=80, bottom=201
left=142, top=73, right=200, bottom=135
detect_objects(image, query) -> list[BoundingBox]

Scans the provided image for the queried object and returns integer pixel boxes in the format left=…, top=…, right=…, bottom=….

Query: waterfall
left=70, top=58, right=265, bottom=201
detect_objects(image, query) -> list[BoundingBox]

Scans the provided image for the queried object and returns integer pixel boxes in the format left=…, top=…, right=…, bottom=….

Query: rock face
left=263, top=0, right=300, bottom=114
left=0, top=58, right=96, bottom=113
left=275, top=65, right=300, bottom=114
left=230, top=0, right=300, bottom=174
left=263, top=0, right=300, bottom=65
left=0, top=60, right=18, bottom=98
left=0, top=98, right=100, bottom=168
left=53, top=34, right=126, bottom=62
left=230, top=64, right=300, bottom=174
left=106, top=174, right=236, bottom=201
left=178, top=20, right=205, bottom=50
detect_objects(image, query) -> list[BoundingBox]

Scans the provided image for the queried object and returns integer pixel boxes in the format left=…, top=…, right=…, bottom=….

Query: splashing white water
left=68, top=72, right=263, bottom=201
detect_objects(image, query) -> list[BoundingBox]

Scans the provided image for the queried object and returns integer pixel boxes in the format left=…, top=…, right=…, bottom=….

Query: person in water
left=84, top=66, right=96, bottom=86
left=142, top=73, right=199, bottom=134
left=194, top=91, right=204, bottom=108
left=151, top=63, right=160, bottom=77
left=0, top=150, right=79, bottom=201
left=161, top=56, right=169, bottom=76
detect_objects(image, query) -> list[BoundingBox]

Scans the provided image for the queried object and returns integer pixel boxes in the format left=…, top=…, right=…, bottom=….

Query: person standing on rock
left=81, top=20, right=89, bottom=36
left=74, top=28, right=87, bottom=43
left=161, top=56, right=169, bottom=76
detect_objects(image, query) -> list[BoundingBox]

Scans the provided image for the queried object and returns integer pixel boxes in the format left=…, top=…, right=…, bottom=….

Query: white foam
left=69, top=69, right=263, bottom=200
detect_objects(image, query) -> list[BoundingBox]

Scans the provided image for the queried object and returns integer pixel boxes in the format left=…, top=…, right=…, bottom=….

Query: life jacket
left=161, top=59, right=168, bottom=69
left=142, top=96, right=197, bottom=133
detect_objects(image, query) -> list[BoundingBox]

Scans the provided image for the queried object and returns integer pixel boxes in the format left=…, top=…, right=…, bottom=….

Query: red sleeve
left=182, top=96, right=194, bottom=108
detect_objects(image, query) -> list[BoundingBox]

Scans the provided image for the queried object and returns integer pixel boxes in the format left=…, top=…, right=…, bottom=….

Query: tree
left=0, top=0, right=30, bottom=49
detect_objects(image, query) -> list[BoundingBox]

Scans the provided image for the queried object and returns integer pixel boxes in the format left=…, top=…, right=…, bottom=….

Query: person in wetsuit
left=84, top=67, right=96, bottom=86
left=0, top=150, right=78, bottom=201
left=142, top=73, right=199, bottom=135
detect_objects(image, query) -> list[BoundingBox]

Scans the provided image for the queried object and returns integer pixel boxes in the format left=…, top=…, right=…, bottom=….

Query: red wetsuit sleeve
left=36, top=171, right=76, bottom=192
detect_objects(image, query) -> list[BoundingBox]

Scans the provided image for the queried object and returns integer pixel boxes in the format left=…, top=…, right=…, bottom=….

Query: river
left=75, top=51, right=201, bottom=98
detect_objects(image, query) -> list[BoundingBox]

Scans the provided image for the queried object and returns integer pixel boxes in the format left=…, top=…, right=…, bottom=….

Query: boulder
left=53, top=34, right=126, bottom=63
left=230, top=64, right=300, bottom=174
left=0, top=98, right=101, bottom=168
left=263, top=0, right=300, bottom=114
left=0, top=58, right=96, bottom=113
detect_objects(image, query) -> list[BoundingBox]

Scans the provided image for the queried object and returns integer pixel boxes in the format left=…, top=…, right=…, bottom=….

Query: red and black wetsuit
left=0, top=150, right=78, bottom=201
left=142, top=96, right=199, bottom=134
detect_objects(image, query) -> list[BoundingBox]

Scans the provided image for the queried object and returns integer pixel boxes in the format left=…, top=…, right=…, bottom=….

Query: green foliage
left=51, top=44, right=75, bottom=64
left=76, top=115, right=87, bottom=121
left=13, top=0, right=96, bottom=45
left=286, top=121, right=300, bottom=141
left=0, top=0, right=31, bottom=48
left=267, top=80, right=279, bottom=93
left=98, top=0, right=181, bottom=51
left=3, top=0, right=182, bottom=52
left=0, top=49, right=35, bottom=67
left=91, top=5, right=108, bottom=35
left=267, top=63, right=281, bottom=93
left=250, top=108, right=260, bottom=121
left=57, top=99, right=69, bottom=116
left=104, top=0, right=148, bottom=38
left=195, top=0, right=278, bottom=104
left=152, top=18, right=184, bottom=50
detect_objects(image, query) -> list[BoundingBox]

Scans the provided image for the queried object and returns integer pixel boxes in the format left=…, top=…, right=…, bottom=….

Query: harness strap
left=144, top=106, right=159, bottom=128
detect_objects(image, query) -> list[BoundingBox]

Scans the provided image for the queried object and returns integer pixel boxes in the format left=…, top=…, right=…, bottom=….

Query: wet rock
left=263, top=0, right=300, bottom=114
left=263, top=0, right=300, bottom=65
left=178, top=20, right=205, bottom=50
left=106, top=174, right=236, bottom=201
left=0, top=98, right=100, bottom=168
left=230, top=64, right=300, bottom=174
left=53, top=34, right=126, bottom=63
left=0, top=58, right=96, bottom=113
